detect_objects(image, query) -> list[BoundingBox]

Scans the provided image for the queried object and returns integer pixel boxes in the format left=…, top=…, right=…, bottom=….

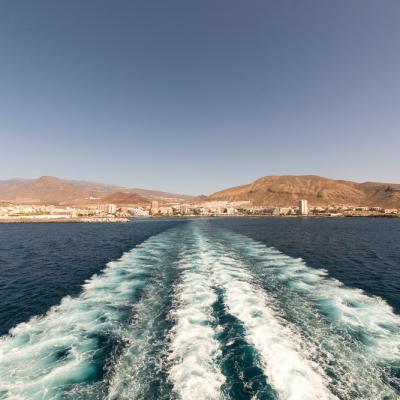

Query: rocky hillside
left=0, top=176, right=193, bottom=205
left=101, top=191, right=150, bottom=206
left=208, top=175, right=400, bottom=207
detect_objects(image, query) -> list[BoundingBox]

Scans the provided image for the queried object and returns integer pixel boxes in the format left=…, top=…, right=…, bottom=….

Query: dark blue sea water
left=212, top=217, right=400, bottom=314
left=0, top=219, right=181, bottom=335
left=0, top=217, right=399, bottom=399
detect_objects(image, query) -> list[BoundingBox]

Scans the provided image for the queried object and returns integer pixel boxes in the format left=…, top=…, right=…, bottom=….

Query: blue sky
left=0, top=0, right=399, bottom=194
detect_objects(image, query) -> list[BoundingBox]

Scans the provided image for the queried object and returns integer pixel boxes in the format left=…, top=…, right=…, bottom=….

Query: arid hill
left=0, top=176, right=119, bottom=205
left=102, top=191, right=150, bottom=206
left=0, top=176, right=193, bottom=205
left=2, top=175, right=400, bottom=208
left=208, top=175, right=400, bottom=207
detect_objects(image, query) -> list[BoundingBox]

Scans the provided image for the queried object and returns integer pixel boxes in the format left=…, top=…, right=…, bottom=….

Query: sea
left=0, top=217, right=399, bottom=399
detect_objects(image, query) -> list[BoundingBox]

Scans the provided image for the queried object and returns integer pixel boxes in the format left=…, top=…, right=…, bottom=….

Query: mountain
left=0, top=176, right=122, bottom=205
left=208, top=175, right=400, bottom=207
left=0, top=176, right=194, bottom=205
left=0, top=179, right=31, bottom=193
left=101, top=191, right=150, bottom=206
left=129, top=188, right=195, bottom=202
left=2, top=175, right=400, bottom=208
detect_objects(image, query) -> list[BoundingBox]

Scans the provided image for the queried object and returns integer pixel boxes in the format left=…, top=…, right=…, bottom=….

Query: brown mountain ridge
left=0, top=176, right=194, bottom=205
left=208, top=175, right=400, bottom=208
left=1, top=175, right=400, bottom=208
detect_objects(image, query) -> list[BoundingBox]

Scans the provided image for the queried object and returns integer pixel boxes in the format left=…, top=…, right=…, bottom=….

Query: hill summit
left=0, top=176, right=193, bottom=205
left=208, top=175, right=400, bottom=207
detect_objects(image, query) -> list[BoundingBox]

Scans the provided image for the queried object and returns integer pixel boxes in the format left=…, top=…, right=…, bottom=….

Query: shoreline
left=1, top=214, right=399, bottom=223
left=0, top=217, right=129, bottom=224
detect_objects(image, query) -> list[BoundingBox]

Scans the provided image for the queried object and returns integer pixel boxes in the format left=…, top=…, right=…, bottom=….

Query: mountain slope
left=0, top=176, right=121, bottom=204
left=101, top=191, right=150, bottom=206
left=208, top=175, right=400, bottom=207
left=0, top=176, right=194, bottom=205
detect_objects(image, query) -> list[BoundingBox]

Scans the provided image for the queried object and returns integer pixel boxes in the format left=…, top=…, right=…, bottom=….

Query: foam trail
left=211, top=286, right=277, bottom=399
left=168, top=226, right=226, bottom=400
left=107, top=239, right=181, bottom=400
left=0, top=228, right=179, bottom=400
left=199, top=236, right=337, bottom=400
left=215, top=227, right=400, bottom=397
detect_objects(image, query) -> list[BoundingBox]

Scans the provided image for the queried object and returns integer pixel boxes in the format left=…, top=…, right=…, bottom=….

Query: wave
left=167, top=226, right=226, bottom=399
left=1, top=220, right=399, bottom=400
left=0, top=228, right=180, bottom=400
left=197, top=230, right=336, bottom=400
left=213, top=226, right=400, bottom=398
left=107, top=232, right=182, bottom=400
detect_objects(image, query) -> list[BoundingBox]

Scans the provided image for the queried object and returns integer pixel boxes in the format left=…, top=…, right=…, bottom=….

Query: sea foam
left=0, top=228, right=179, bottom=399
left=197, top=233, right=337, bottom=400
left=168, top=226, right=226, bottom=400
left=216, top=227, right=400, bottom=397
left=2, top=221, right=399, bottom=400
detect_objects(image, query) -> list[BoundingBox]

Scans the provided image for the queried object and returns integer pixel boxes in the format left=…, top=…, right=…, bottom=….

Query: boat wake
left=0, top=221, right=399, bottom=399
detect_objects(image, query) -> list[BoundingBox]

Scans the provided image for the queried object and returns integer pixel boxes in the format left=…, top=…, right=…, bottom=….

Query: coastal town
left=1, top=175, right=399, bottom=223
left=0, top=199, right=399, bottom=223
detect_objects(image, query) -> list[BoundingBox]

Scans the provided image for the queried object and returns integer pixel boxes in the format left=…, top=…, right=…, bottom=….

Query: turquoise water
left=0, top=218, right=399, bottom=399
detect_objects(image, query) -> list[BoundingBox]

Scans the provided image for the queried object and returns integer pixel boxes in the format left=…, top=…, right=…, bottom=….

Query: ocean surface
left=0, top=217, right=399, bottom=399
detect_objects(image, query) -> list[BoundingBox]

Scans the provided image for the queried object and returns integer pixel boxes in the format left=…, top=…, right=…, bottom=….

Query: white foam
left=198, top=238, right=337, bottom=400
left=2, top=221, right=399, bottom=399
left=222, top=232, right=400, bottom=364
left=0, top=229, right=179, bottom=399
left=107, top=252, right=179, bottom=399
left=168, top=226, right=226, bottom=400
left=211, top=228, right=400, bottom=397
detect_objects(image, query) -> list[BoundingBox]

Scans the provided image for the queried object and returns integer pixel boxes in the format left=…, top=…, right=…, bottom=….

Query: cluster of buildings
left=0, top=204, right=127, bottom=222
left=1, top=199, right=399, bottom=222
left=148, top=200, right=247, bottom=216
left=147, top=199, right=400, bottom=217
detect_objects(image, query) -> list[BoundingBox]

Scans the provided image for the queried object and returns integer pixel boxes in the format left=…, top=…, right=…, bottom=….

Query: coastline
left=0, top=217, right=129, bottom=224
left=2, top=214, right=399, bottom=224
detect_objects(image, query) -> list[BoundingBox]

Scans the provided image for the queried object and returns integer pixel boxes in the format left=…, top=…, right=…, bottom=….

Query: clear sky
left=0, top=0, right=399, bottom=194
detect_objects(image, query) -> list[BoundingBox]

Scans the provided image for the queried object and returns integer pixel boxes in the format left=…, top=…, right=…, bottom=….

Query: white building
left=128, top=207, right=149, bottom=216
left=299, top=199, right=308, bottom=215
left=159, top=206, right=173, bottom=215
left=150, top=201, right=159, bottom=215
left=98, top=203, right=117, bottom=215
